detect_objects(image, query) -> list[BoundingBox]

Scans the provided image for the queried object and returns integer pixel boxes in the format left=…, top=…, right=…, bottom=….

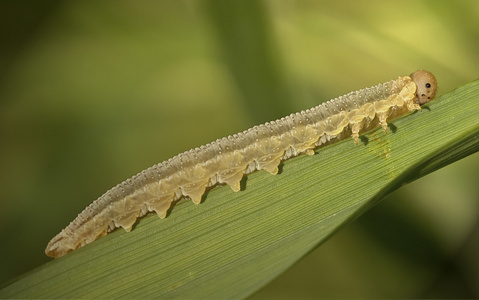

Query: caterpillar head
left=410, top=70, right=437, bottom=105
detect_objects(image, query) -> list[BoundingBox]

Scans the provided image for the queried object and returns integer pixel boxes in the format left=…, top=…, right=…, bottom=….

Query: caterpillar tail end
left=45, top=231, right=77, bottom=258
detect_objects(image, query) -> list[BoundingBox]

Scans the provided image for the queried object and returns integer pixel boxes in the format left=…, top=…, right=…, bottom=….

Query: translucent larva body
left=45, top=70, right=437, bottom=258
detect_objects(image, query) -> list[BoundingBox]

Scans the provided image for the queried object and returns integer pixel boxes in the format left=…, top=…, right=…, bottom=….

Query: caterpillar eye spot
left=425, top=83, right=431, bottom=88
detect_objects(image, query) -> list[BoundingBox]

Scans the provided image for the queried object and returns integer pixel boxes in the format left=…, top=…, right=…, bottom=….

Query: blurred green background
left=1, top=0, right=478, bottom=298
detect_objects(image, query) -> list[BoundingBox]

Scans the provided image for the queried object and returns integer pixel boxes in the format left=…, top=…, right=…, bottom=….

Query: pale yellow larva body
left=45, top=70, right=437, bottom=258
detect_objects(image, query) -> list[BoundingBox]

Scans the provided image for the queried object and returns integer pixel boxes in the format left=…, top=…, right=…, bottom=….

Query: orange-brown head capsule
left=410, top=70, right=437, bottom=105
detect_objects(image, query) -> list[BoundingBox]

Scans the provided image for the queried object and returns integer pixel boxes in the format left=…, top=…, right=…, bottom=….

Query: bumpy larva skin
left=45, top=71, right=437, bottom=258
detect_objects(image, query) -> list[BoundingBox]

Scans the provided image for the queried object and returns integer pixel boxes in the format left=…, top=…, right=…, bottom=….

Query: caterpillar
left=45, top=70, right=437, bottom=258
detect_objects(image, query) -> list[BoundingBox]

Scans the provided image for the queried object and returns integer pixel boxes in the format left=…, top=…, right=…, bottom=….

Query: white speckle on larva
left=45, top=71, right=437, bottom=258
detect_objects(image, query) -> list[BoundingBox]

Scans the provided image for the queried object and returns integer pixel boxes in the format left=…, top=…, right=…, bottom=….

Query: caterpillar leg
left=260, top=157, right=281, bottom=175
left=349, top=115, right=367, bottom=146
left=351, top=122, right=363, bottom=146
left=147, top=196, right=174, bottom=219
left=220, top=171, right=244, bottom=192
left=407, top=101, right=422, bottom=112
left=152, top=201, right=172, bottom=219
left=185, top=186, right=207, bottom=204
left=377, top=112, right=389, bottom=133
left=228, top=180, right=241, bottom=192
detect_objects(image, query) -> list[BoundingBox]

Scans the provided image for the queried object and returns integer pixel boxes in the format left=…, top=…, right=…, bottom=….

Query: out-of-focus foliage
left=0, top=0, right=478, bottom=298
